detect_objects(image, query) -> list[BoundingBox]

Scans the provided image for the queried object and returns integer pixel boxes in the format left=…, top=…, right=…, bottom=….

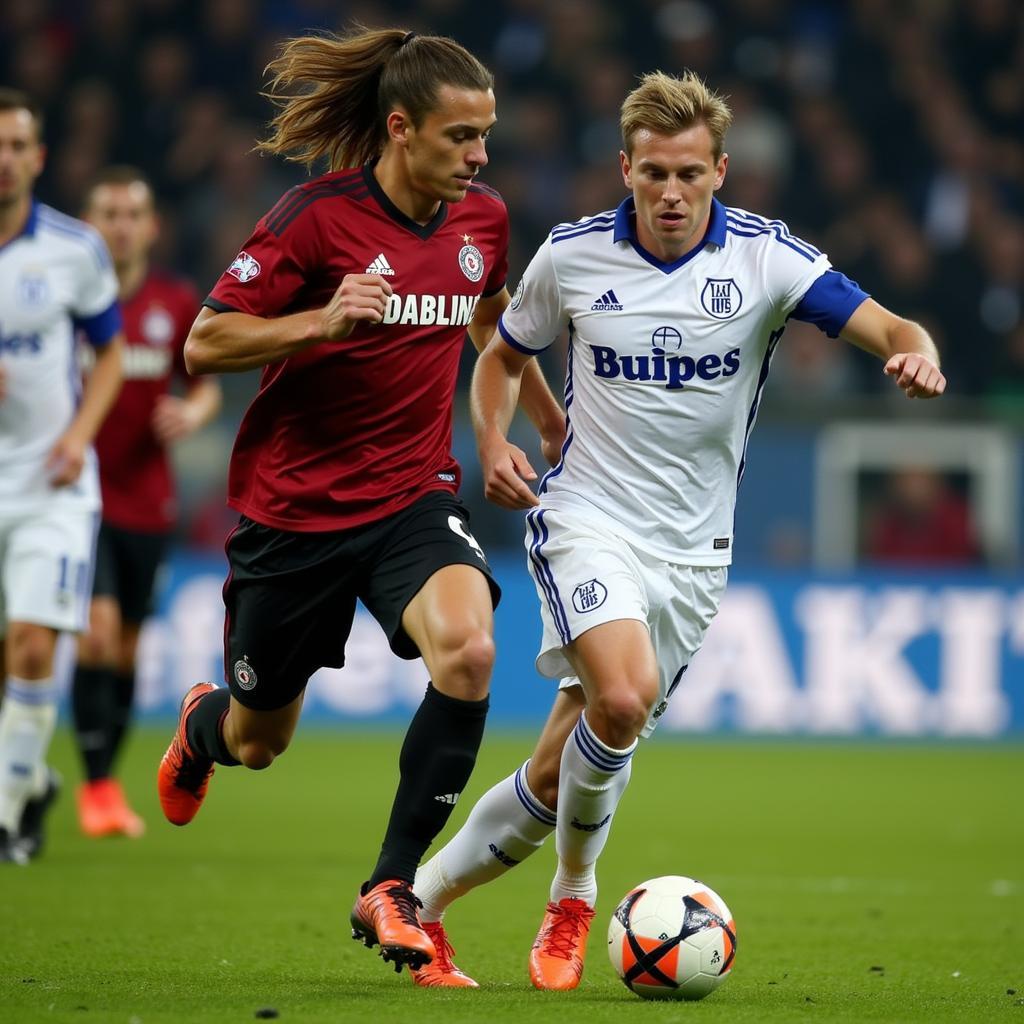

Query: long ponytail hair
left=257, top=27, right=494, bottom=171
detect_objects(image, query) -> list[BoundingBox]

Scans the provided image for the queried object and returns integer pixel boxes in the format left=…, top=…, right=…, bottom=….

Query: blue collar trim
left=612, top=195, right=635, bottom=243
left=613, top=195, right=727, bottom=274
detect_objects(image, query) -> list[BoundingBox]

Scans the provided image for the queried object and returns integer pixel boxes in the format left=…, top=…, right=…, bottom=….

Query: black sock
left=107, top=670, right=136, bottom=772
left=72, top=666, right=116, bottom=781
left=185, top=688, right=240, bottom=766
left=368, top=683, right=489, bottom=888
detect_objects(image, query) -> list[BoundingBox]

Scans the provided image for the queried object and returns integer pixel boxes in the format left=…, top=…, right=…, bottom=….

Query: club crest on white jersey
left=701, top=278, right=743, bottom=319
left=18, top=272, right=48, bottom=307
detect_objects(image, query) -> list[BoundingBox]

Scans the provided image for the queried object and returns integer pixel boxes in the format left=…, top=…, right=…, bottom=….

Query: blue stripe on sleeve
left=789, top=270, right=870, bottom=338
left=74, top=302, right=123, bottom=347
left=726, top=209, right=821, bottom=258
left=725, top=223, right=817, bottom=261
left=498, top=315, right=548, bottom=354
left=550, top=224, right=615, bottom=245
left=550, top=211, right=615, bottom=238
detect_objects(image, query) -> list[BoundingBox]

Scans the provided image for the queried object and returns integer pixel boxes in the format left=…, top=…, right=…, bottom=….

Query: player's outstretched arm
left=471, top=335, right=542, bottom=510
left=184, top=274, right=393, bottom=374
left=839, top=298, right=946, bottom=399
left=469, top=291, right=566, bottom=467
left=48, top=333, right=124, bottom=486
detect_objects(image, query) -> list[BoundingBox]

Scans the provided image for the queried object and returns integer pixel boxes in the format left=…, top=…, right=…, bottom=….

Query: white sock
left=551, top=712, right=636, bottom=907
left=0, top=677, right=58, bottom=832
left=415, top=760, right=556, bottom=922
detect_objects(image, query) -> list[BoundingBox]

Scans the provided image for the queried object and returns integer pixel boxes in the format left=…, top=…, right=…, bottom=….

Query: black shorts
left=91, top=522, right=169, bottom=624
left=222, top=490, right=501, bottom=711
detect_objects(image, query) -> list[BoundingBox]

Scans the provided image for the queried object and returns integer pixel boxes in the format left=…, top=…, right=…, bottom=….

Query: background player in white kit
left=0, top=89, right=124, bottom=863
left=411, top=71, right=946, bottom=988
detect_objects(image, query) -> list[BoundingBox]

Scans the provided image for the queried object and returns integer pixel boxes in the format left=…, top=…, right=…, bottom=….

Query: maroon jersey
left=206, top=162, right=509, bottom=532
left=94, top=271, right=199, bottom=532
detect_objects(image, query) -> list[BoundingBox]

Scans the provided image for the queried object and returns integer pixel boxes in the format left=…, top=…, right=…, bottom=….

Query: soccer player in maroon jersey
left=155, top=27, right=565, bottom=974
left=72, top=167, right=222, bottom=839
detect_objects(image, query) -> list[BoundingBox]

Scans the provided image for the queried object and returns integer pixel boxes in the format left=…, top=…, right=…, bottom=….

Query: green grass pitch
left=2, top=728, right=1021, bottom=1023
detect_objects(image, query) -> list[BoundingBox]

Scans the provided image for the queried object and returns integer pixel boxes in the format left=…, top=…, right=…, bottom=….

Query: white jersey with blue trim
left=0, top=202, right=120, bottom=512
left=499, top=197, right=868, bottom=564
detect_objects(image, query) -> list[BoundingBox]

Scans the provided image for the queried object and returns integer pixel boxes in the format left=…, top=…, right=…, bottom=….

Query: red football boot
left=410, top=921, right=478, bottom=987
left=157, top=683, right=218, bottom=826
left=350, top=879, right=436, bottom=972
left=528, top=897, right=596, bottom=990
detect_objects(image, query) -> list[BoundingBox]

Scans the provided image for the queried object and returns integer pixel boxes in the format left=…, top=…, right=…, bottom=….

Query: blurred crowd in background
left=2, top=0, right=1021, bottom=559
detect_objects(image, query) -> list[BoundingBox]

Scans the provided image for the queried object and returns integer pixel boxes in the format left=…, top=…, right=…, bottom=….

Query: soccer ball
left=607, top=875, right=736, bottom=1000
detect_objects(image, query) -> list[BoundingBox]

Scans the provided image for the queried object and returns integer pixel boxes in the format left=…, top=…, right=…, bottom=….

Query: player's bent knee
left=236, top=743, right=276, bottom=770
left=589, top=687, right=652, bottom=746
left=459, top=629, right=495, bottom=681
left=435, top=628, right=495, bottom=699
left=8, top=630, right=56, bottom=679
left=235, top=736, right=289, bottom=771
left=78, top=630, right=115, bottom=667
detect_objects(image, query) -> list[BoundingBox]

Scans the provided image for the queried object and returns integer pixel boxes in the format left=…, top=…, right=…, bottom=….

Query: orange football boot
left=410, top=921, right=478, bottom=988
left=157, top=682, right=218, bottom=826
left=105, top=778, right=146, bottom=838
left=528, top=897, right=596, bottom=990
left=78, top=779, right=117, bottom=838
left=350, top=879, right=436, bottom=972
left=78, top=778, right=146, bottom=838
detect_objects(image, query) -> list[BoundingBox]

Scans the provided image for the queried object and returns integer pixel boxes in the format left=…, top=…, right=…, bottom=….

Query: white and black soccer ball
left=607, top=875, right=737, bottom=1001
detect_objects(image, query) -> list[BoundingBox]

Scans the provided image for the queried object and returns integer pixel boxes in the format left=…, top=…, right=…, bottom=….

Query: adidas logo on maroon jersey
left=365, top=252, right=396, bottom=276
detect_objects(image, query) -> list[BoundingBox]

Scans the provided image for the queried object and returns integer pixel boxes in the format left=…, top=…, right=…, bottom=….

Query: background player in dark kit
left=74, top=167, right=221, bottom=840
left=155, top=27, right=565, bottom=972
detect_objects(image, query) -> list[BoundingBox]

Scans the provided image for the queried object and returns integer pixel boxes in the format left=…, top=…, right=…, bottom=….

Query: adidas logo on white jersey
left=365, top=252, right=396, bottom=276
left=591, top=288, right=623, bottom=311
left=433, top=793, right=460, bottom=805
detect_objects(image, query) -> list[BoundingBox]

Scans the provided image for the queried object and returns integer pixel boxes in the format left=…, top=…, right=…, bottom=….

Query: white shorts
left=524, top=508, right=727, bottom=737
left=0, top=505, right=99, bottom=637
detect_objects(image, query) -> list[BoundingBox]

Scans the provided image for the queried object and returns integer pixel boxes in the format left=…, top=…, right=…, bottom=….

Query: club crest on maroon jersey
left=227, top=250, right=261, bottom=283
left=458, top=242, right=484, bottom=282
left=141, top=305, right=175, bottom=345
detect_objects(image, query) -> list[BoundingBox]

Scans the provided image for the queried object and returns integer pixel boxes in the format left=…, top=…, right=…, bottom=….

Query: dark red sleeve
left=206, top=204, right=320, bottom=317
left=483, top=201, right=509, bottom=297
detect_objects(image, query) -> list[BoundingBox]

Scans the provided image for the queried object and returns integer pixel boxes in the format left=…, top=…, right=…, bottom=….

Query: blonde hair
left=258, top=27, right=494, bottom=171
left=620, top=71, right=732, bottom=158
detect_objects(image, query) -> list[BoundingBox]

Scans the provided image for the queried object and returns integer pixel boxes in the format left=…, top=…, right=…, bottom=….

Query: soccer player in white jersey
left=410, top=71, right=945, bottom=989
left=0, top=89, right=124, bottom=863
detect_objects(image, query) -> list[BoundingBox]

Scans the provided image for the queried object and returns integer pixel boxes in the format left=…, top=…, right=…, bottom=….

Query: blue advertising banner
left=110, top=554, right=1023, bottom=737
